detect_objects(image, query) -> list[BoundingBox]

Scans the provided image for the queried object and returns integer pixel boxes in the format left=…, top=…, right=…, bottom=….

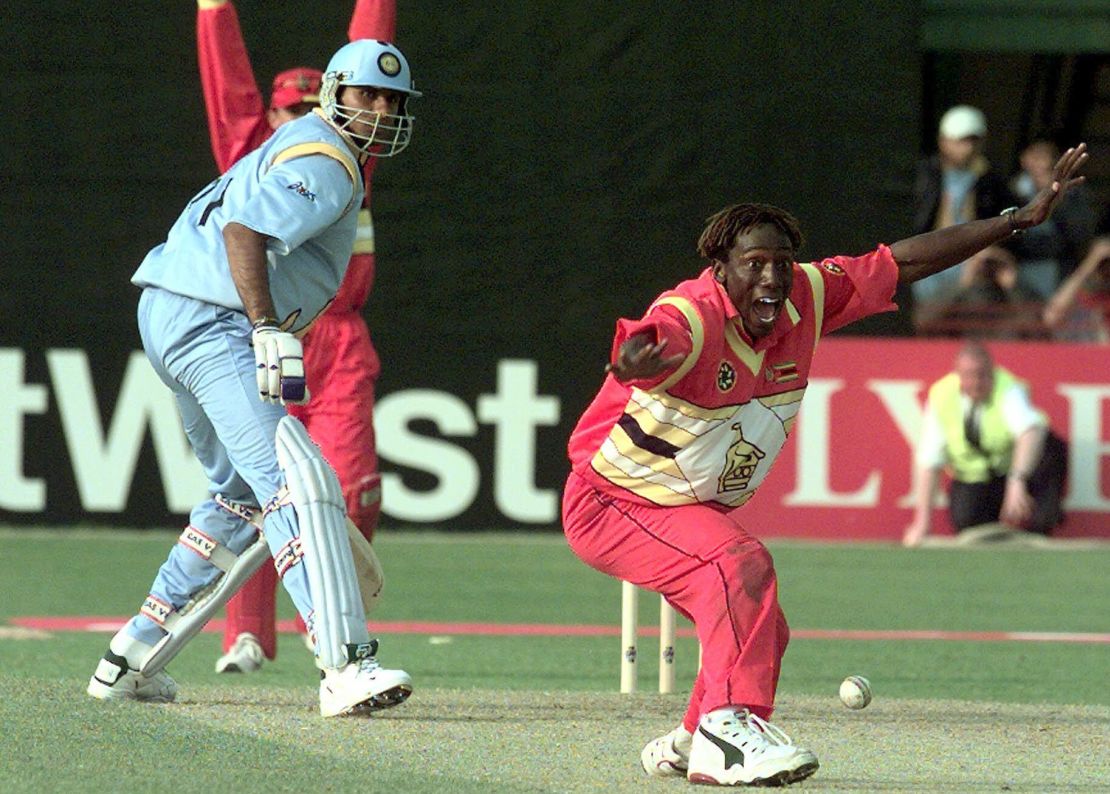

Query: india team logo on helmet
left=319, top=39, right=422, bottom=158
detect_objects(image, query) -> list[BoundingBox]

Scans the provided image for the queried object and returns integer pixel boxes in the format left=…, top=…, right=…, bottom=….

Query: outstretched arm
left=891, top=144, right=1089, bottom=284
left=349, top=0, right=396, bottom=41
left=349, top=0, right=397, bottom=191
left=197, top=0, right=269, bottom=172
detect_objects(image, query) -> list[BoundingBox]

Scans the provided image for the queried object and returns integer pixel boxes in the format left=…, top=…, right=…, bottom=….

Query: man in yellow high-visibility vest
left=903, top=341, right=1066, bottom=546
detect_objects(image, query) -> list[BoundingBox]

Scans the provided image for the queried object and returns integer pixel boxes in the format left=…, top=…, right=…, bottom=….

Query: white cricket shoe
left=641, top=723, right=693, bottom=777
left=319, top=643, right=413, bottom=717
left=215, top=632, right=265, bottom=674
left=87, top=651, right=178, bottom=703
left=687, top=709, right=818, bottom=786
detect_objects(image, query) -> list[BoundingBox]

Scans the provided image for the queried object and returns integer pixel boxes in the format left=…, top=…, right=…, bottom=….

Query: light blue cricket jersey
left=133, top=111, right=364, bottom=334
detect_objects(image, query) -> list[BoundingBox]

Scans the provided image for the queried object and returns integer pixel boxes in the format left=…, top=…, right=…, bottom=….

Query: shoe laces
left=356, top=654, right=381, bottom=675
left=744, top=712, right=794, bottom=747
left=715, top=710, right=793, bottom=751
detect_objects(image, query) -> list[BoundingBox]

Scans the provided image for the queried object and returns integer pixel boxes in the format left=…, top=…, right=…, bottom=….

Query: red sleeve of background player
left=813, top=244, right=900, bottom=335
left=197, top=0, right=271, bottom=172
left=349, top=0, right=396, bottom=196
left=610, top=304, right=694, bottom=390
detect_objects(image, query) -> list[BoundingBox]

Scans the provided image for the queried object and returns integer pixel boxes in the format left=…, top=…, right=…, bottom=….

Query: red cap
left=269, top=68, right=323, bottom=110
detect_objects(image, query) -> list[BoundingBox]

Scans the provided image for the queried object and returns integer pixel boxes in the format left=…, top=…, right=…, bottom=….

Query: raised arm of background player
left=608, top=144, right=1089, bottom=382
left=196, top=0, right=271, bottom=172
left=349, top=0, right=395, bottom=197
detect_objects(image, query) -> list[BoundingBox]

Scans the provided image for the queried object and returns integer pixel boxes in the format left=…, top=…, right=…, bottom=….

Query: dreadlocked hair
left=696, top=203, right=803, bottom=262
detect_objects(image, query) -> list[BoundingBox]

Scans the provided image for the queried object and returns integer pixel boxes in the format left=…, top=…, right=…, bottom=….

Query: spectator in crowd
left=911, top=105, right=1016, bottom=306
left=913, top=243, right=1047, bottom=339
left=1009, top=138, right=1098, bottom=297
left=903, top=342, right=1067, bottom=547
left=1042, top=235, right=1110, bottom=342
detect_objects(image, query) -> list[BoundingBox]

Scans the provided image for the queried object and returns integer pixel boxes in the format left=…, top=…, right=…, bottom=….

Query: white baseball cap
left=939, top=105, right=987, bottom=140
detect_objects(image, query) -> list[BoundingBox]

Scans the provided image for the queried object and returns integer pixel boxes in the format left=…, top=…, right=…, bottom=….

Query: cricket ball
left=839, top=675, right=872, bottom=709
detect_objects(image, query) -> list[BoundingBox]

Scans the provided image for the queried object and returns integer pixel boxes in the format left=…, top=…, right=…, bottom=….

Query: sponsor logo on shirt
left=718, top=423, right=766, bottom=493
left=286, top=181, right=317, bottom=202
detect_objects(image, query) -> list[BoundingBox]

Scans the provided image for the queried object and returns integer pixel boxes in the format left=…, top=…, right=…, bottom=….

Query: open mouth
left=752, top=297, right=781, bottom=326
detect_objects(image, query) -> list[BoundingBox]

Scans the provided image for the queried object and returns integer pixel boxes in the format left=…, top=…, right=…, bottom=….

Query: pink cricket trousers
left=562, top=471, right=789, bottom=729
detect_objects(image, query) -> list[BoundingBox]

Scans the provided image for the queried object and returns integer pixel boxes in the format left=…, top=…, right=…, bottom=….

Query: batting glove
left=251, top=321, right=308, bottom=405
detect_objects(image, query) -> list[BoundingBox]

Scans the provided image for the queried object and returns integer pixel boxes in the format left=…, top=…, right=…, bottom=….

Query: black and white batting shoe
left=641, top=723, right=692, bottom=777
left=687, top=708, right=818, bottom=786
left=319, top=641, right=413, bottom=717
left=87, top=650, right=178, bottom=703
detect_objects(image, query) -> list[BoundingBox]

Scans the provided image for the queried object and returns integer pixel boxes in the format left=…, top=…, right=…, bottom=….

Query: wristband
left=251, top=316, right=280, bottom=330
left=1007, top=471, right=1028, bottom=482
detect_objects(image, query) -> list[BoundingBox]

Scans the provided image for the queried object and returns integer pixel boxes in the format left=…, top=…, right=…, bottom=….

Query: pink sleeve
left=609, top=304, right=693, bottom=390
left=197, top=1, right=270, bottom=172
left=817, top=244, right=899, bottom=335
left=349, top=0, right=397, bottom=196
left=349, top=0, right=396, bottom=41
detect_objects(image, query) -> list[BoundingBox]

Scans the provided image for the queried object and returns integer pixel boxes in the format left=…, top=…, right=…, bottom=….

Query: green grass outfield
left=1, top=527, right=1108, bottom=792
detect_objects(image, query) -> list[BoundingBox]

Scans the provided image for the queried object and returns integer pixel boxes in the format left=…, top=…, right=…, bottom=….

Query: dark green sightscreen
left=1, top=1, right=923, bottom=527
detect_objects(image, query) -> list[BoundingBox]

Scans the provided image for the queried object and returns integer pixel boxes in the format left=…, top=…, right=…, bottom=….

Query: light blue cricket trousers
left=122, top=287, right=318, bottom=646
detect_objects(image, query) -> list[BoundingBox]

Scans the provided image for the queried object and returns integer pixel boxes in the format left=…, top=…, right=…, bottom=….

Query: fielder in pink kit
left=565, top=141, right=1088, bottom=788
left=196, top=0, right=397, bottom=672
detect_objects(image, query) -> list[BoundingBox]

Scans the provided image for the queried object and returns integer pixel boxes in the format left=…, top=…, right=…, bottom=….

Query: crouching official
left=903, top=341, right=1068, bottom=546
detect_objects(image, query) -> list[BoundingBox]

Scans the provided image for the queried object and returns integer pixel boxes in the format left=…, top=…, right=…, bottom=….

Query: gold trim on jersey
left=354, top=208, right=375, bottom=254
left=724, top=319, right=766, bottom=376
left=268, top=138, right=362, bottom=214
left=591, top=386, right=737, bottom=506
left=627, top=386, right=737, bottom=432
left=608, top=421, right=689, bottom=481
left=591, top=445, right=699, bottom=506
left=761, top=387, right=805, bottom=436
left=270, top=142, right=359, bottom=185
left=759, top=388, right=805, bottom=408
left=799, top=262, right=825, bottom=347
left=590, top=382, right=809, bottom=507
left=647, top=296, right=703, bottom=393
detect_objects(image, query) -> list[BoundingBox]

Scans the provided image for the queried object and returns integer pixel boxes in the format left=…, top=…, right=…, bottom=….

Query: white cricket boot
left=641, top=723, right=693, bottom=777
left=319, top=641, right=413, bottom=717
left=215, top=632, right=265, bottom=674
left=687, top=708, right=818, bottom=786
left=87, top=647, right=177, bottom=703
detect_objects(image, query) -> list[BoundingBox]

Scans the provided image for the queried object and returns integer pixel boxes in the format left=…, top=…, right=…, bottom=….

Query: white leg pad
left=276, top=415, right=367, bottom=670
left=139, top=535, right=270, bottom=675
left=221, top=494, right=381, bottom=616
